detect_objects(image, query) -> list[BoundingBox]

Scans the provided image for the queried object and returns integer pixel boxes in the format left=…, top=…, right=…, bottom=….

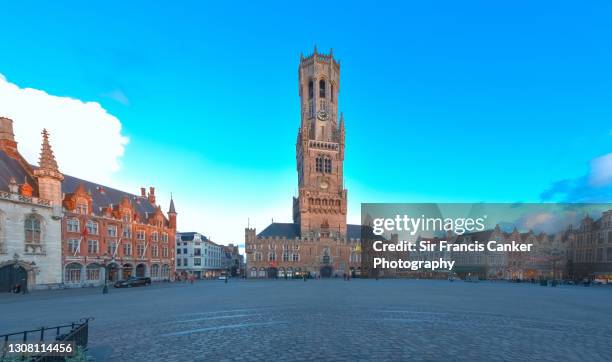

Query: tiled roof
left=257, top=222, right=363, bottom=239
left=177, top=232, right=211, bottom=243
left=62, top=174, right=158, bottom=220
left=257, top=223, right=300, bottom=238
left=0, top=152, right=38, bottom=196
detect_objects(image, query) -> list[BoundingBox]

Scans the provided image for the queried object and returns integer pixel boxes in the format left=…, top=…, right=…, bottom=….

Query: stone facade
left=568, top=211, right=612, bottom=280
left=0, top=118, right=63, bottom=291
left=245, top=48, right=362, bottom=278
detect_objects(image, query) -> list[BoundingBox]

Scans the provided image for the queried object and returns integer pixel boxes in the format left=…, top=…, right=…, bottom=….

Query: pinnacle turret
left=38, top=129, right=60, bottom=172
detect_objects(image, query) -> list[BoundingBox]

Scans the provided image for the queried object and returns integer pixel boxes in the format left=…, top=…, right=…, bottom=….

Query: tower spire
left=38, top=129, right=60, bottom=172
left=168, top=193, right=176, bottom=214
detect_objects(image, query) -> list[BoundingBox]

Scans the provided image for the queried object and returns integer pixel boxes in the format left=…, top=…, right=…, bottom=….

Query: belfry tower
left=293, top=47, right=347, bottom=238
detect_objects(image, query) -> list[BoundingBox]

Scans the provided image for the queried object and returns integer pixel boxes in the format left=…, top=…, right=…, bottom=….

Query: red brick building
left=62, top=182, right=177, bottom=286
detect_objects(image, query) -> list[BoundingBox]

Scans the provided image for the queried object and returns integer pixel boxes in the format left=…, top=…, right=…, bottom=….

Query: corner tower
left=293, top=47, right=347, bottom=238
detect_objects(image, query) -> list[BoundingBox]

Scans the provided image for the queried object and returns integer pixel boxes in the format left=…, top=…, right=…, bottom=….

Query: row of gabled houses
left=0, top=117, right=178, bottom=291
left=374, top=213, right=612, bottom=281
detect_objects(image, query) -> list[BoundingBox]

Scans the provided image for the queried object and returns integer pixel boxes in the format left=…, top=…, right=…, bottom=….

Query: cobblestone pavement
left=2, top=279, right=612, bottom=361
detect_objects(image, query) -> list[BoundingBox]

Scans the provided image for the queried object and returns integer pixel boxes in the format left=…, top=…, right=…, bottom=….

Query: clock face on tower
left=317, top=109, right=328, bottom=121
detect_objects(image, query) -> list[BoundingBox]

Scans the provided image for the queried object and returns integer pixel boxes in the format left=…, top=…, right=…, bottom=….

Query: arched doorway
left=267, top=267, right=278, bottom=279
left=136, top=263, right=146, bottom=278
left=320, top=265, right=333, bottom=278
left=122, top=263, right=133, bottom=279
left=107, top=263, right=119, bottom=282
left=161, top=264, right=170, bottom=279
left=0, top=263, right=28, bottom=293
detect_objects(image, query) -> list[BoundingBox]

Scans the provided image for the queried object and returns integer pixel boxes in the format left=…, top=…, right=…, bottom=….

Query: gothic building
left=0, top=117, right=63, bottom=291
left=0, top=116, right=177, bottom=291
left=245, top=48, right=362, bottom=278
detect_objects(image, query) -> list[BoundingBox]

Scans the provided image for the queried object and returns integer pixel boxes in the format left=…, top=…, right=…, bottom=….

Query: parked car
left=114, top=277, right=151, bottom=288
left=218, top=275, right=228, bottom=281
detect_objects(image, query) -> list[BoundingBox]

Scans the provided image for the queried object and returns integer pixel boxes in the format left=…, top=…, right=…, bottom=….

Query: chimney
left=0, top=117, right=18, bottom=157
left=141, top=187, right=146, bottom=197
left=148, top=186, right=156, bottom=204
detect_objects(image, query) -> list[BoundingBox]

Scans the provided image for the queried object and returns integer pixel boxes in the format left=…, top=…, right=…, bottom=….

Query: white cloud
left=589, top=153, right=612, bottom=187
left=0, top=73, right=128, bottom=183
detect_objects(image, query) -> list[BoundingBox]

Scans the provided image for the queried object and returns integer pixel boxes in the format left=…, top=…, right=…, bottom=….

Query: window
left=65, top=263, right=82, bottom=283
left=283, top=251, right=290, bottom=262
left=68, top=239, right=79, bottom=254
left=86, top=220, right=98, bottom=235
left=324, top=157, right=332, bottom=173
left=597, top=248, right=603, bottom=262
left=315, top=156, right=323, bottom=172
left=194, top=258, right=201, bottom=266
left=177, top=248, right=182, bottom=255
left=76, top=202, right=88, bottom=215
left=151, top=232, right=158, bottom=242
left=161, top=233, right=168, bottom=243
left=177, top=259, right=181, bottom=266
left=151, top=264, right=160, bottom=278
left=161, top=264, right=170, bottom=278
left=136, top=230, right=145, bottom=240
left=183, top=248, right=187, bottom=254
left=107, top=242, right=117, bottom=256
left=255, top=252, right=262, bottom=262
left=123, top=227, right=131, bottom=238
left=194, top=248, right=201, bottom=256
left=292, top=253, right=299, bottom=262
left=269, top=252, right=276, bottom=261
left=308, top=80, right=313, bottom=99
left=152, top=245, right=159, bottom=257
left=107, top=225, right=117, bottom=237
left=331, top=84, right=334, bottom=103
left=86, top=264, right=100, bottom=281
left=123, top=243, right=132, bottom=256
left=319, top=79, right=326, bottom=98
left=162, top=246, right=169, bottom=258
left=87, top=240, right=99, bottom=254
left=67, top=218, right=80, bottom=233
left=137, top=243, right=145, bottom=258
left=25, top=215, right=41, bottom=244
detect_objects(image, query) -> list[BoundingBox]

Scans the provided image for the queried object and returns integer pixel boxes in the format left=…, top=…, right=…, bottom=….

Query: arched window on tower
left=315, top=156, right=323, bottom=173
left=319, top=79, right=326, bottom=98
left=308, top=80, right=313, bottom=99
left=324, top=157, right=332, bottom=173
left=331, top=84, right=334, bottom=103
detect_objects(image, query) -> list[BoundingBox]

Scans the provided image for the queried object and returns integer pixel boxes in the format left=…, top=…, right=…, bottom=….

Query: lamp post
left=102, top=253, right=110, bottom=294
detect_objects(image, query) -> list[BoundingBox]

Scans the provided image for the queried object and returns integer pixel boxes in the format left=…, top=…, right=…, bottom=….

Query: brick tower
left=293, top=47, right=347, bottom=238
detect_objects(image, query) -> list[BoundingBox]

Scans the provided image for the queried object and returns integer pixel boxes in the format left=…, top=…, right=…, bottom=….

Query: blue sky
left=1, top=1, right=611, bottom=243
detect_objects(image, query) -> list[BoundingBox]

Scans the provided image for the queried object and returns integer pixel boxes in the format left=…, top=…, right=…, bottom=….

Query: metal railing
left=1, top=317, right=92, bottom=361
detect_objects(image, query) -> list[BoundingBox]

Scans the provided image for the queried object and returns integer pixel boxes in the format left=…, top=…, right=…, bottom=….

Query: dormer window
left=76, top=201, right=88, bottom=215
